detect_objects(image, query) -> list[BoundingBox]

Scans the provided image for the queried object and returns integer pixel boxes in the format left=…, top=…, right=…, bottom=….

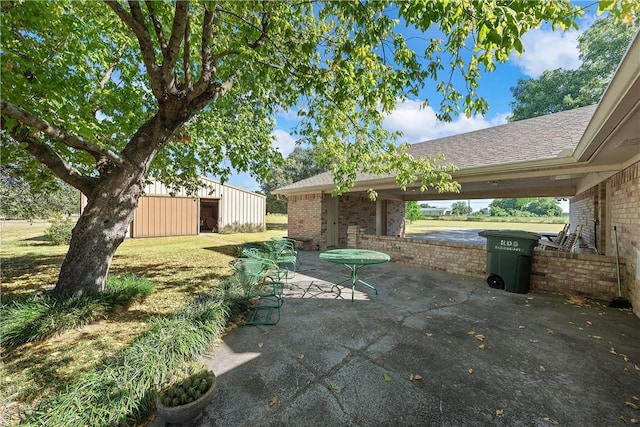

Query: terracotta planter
left=156, top=372, right=216, bottom=425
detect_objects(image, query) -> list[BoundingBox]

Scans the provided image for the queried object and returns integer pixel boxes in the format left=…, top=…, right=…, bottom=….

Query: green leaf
left=508, top=15, right=637, bottom=122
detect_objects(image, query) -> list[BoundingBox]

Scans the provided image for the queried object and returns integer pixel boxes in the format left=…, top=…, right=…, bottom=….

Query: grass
left=1, top=275, right=154, bottom=348
left=23, top=290, right=232, bottom=426
left=0, top=220, right=285, bottom=426
left=420, top=215, right=567, bottom=224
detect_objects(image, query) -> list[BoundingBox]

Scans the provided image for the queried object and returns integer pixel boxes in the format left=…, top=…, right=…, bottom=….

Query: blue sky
left=220, top=9, right=602, bottom=213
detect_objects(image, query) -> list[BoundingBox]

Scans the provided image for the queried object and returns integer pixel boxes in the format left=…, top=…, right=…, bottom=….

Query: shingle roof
left=276, top=105, right=597, bottom=193
left=408, top=104, right=597, bottom=168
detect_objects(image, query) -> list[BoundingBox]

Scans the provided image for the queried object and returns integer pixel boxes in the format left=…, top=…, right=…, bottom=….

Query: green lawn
left=0, top=220, right=285, bottom=425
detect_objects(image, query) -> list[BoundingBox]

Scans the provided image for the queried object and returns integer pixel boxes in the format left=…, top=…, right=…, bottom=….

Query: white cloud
left=275, top=107, right=301, bottom=122
left=272, top=129, right=297, bottom=156
left=512, top=29, right=583, bottom=78
left=382, top=100, right=509, bottom=143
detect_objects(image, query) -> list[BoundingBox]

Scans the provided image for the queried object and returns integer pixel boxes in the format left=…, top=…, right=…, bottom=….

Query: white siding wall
left=142, top=178, right=225, bottom=198
left=217, top=182, right=265, bottom=230
left=142, top=177, right=265, bottom=230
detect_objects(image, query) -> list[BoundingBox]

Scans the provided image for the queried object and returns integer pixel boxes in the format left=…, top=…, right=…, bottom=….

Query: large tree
left=2, top=1, right=629, bottom=297
left=509, top=15, right=638, bottom=121
left=261, top=147, right=329, bottom=214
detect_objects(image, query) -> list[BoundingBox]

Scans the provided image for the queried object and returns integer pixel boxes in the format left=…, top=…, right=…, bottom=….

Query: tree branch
left=190, top=7, right=221, bottom=103
left=182, top=13, right=192, bottom=91
left=144, top=0, right=167, bottom=55
left=216, top=6, right=266, bottom=34
left=214, top=7, right=303, bottom=79
left=247, top=3, right=270, bottom=50
left=162, top=1, right=190, bottom=93
left=104, top=0, right=164, bottom=100
left=1, top=100, right=126, bottom=168
left=99, top=43, right=126, bottom=90
left=200, top=7, right=216, bottom=80
left=189, top=44, right=241, bottom=102
left=26, top=142, right=96, bottom=196
left=3, top=127, right=97, bottom=195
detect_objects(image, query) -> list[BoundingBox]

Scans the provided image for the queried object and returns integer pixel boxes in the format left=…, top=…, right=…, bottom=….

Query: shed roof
left=143, top=176, right=266, bottom=199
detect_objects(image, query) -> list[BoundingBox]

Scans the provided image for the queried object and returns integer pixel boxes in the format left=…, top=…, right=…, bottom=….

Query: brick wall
left=339, top=196, right=377, bottom=247
left=597, top=183, right=607, bottom=252
left=348, top=227, right=619, bottom=301
left=569, top=187, right=597, bottom=247
left=609, top=162, right=639, bottom=313
left=335, top=197, right=406, bottom=246
left=530, top=250, right=618, bottom=299
left=387, top=200, right=405, bottom=237
left=287, top=193, right=323, bottom=250
left=359, top=232, right=487, bottom=279
left=287, top=195, right=407, bottom=251
left=569, top=161, right=639, bottom=315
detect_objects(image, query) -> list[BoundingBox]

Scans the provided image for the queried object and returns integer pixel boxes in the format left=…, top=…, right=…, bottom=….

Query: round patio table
left=319, top=249, right=390, bottom=301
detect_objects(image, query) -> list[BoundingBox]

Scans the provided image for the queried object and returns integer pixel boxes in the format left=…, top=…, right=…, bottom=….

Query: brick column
left=347, top=225, right=364, bottom=248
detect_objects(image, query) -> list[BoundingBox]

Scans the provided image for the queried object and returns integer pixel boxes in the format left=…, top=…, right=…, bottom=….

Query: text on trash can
left=493, top=240, right=523, bottom=252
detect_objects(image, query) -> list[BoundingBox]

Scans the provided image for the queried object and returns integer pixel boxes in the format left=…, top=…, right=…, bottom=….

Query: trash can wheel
left=487, top=274, right=505, bottom=290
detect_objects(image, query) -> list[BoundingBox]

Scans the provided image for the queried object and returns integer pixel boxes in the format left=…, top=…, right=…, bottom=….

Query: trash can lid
left=478, top=229, right=541, bottom=240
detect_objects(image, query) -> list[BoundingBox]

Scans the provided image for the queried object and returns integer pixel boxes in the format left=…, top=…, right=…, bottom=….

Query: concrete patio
left=165, top=251, right=639, bottom=426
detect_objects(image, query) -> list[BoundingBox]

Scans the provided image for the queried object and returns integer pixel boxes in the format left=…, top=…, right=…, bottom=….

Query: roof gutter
left=273, top=156, right=601, bottom=197
left=274, top=144, right=631, bottom=196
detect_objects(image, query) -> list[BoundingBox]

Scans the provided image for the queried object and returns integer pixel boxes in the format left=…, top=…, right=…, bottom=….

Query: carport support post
left=347, top=225, right=365, bottom=248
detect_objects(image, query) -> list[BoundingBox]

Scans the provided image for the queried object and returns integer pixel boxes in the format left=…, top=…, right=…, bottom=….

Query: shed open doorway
left=200, top=198, right=219, bottom=233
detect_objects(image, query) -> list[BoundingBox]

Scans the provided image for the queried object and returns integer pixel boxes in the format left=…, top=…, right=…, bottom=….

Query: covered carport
left=275, top=32, right=639, bottom=313
left=277, top=103, right=599, bottom=250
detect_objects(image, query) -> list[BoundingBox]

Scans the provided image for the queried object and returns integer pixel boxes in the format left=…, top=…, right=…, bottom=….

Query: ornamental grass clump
left=0, top=274, right=154, bottom=347
left=23, top=288, right=231, bottom=427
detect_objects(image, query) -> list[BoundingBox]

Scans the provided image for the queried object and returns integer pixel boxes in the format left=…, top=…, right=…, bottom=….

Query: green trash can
left=478, top=230, right=540, bottom=294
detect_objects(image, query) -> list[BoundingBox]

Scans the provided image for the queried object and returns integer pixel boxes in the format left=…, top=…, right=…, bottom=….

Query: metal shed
left=129, top=176, right=266, bottom=238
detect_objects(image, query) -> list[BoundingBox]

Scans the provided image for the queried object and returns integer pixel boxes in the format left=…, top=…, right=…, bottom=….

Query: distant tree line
left=406, top=197, right=563, bottom=219
left=488, top=198, right=563, bottom=217
left=0, top=166, right=80, bottom=220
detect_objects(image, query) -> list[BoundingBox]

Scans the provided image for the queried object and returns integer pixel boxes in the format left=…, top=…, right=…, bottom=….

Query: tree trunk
left=52, top=174, right=143, bottom=296
left=52, top=115, right=177, bottom=297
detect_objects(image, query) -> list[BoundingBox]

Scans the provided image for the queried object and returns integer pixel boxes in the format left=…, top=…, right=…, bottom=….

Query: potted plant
left=156, top=364, right=216, bottom=425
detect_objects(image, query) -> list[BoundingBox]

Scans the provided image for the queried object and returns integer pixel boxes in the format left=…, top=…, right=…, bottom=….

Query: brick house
left=274, top=33, right=639, bottom=315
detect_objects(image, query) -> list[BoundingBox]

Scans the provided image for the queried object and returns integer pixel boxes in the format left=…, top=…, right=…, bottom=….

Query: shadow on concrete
left=150, top=251, right=640, bottom=427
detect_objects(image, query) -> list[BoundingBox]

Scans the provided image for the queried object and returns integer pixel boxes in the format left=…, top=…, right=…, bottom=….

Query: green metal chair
left=229, top=257, right=284, bottom=325
left=265, top=237, right=298, bottom=272
left=242, top=246, right=296, bottom=281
